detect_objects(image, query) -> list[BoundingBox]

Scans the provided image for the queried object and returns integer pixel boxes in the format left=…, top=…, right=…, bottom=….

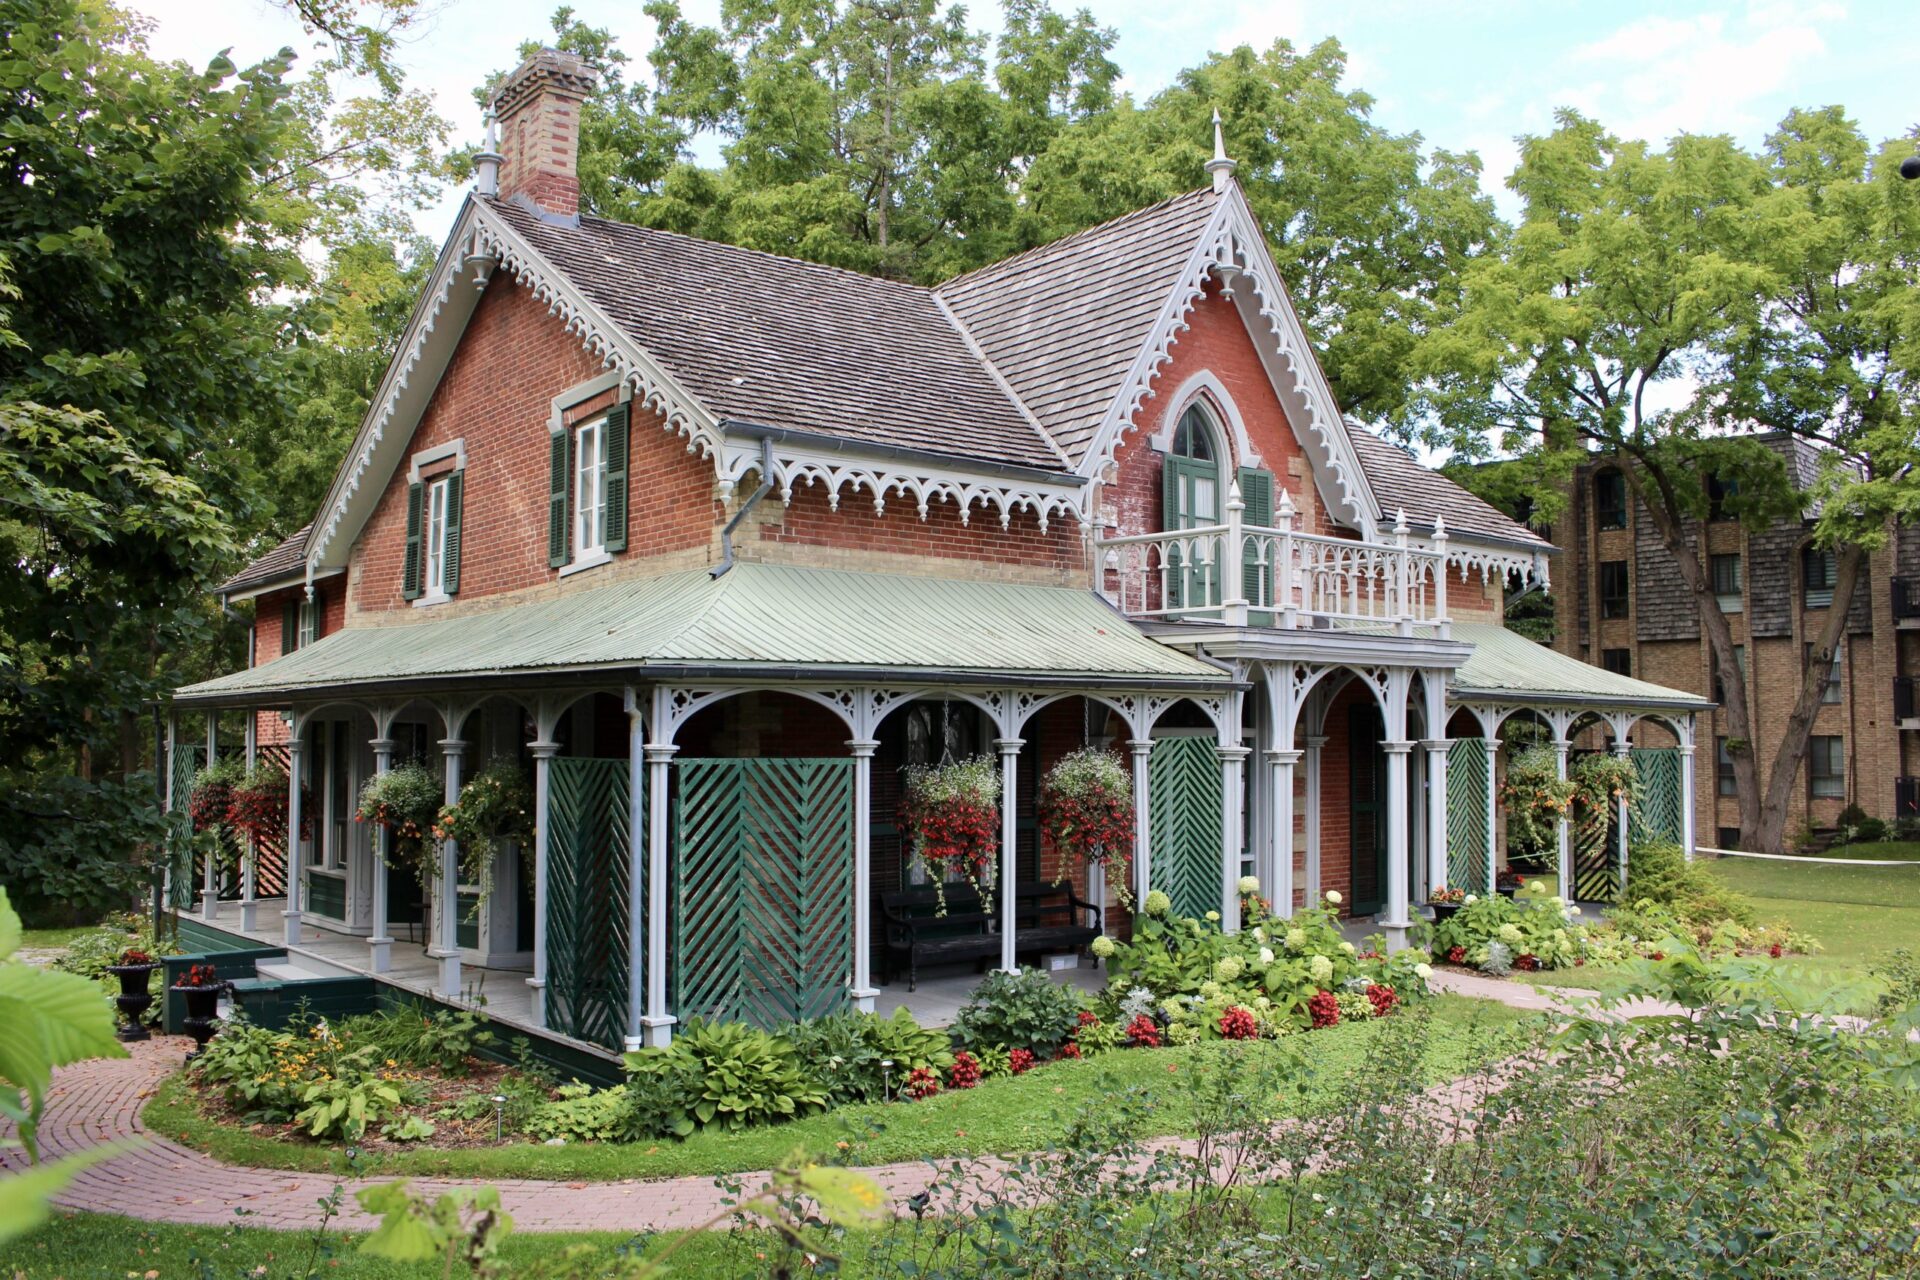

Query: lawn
left=1792, top=841, right=1920, bottom=862
left=18, top=925, right=101, bottom=952
left=1703, top=855, right=1920, bottom=965
left=144, top=994, right=1530, bottom=1182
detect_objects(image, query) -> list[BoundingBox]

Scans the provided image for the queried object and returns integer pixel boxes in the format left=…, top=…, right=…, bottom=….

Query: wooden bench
left=878, top=881, right=1102, bottom=991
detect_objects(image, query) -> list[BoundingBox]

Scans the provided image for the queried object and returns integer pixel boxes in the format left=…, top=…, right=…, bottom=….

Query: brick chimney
left=488, top=49, right=599, bottom=221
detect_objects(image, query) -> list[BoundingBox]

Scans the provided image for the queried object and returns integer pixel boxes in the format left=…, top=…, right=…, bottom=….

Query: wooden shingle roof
left=1345, top=425, right=1551, bottom=550
left=215, top=524, right=312, bottom=597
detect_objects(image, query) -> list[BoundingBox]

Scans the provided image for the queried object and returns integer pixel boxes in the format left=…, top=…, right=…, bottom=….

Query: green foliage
left=357, top=762, right=444, bottom=888
left=950, top=967, right=1084, bottom=1055
left=296, top=1066, right=405, bottom=1142
left=431, top=761, right=534, bottom=907
left=526, top=1081, right=636, bottom=1144
left=1500, top=744, right=1572, bottom=865
left=190, top=1018, right=316, bottom=1121
left=1874, top=949, right=1920, bottom=1020
left=623, top=1019, right=828, bottom=1137
left=1431, top=890, right=1584, bottom=970
left=1623, top=841, right=1757, bottom=928
left=0, top=772, right=169, bottom=926
left=786, top=1006, right=952, bottom=1105
left=54, top=911, right=176, bottom=984
left=344, top=1005, right=496, bottom=1077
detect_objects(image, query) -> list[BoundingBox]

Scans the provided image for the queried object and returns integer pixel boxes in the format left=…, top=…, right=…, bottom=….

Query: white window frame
left=421, top=475, right=451, bottom=602
left=297, top=596, right=318, bottom=647
left=573, top=416, right=609, bottom=562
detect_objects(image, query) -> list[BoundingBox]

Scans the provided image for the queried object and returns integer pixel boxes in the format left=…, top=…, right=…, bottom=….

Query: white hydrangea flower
left=1463, top=894, right=1478, bottom=905
left=1568, top=905, right=1583, bottom=917
left=1143, top=890, right=1171, bottom=915
left=1497, top=923, right=1523, bottom=945
left=1205, top=910, right=1221, bottom=922
left=1414, top=962, right=1433, bottom=979
left=1285, top=928, right=1308, bottom=951
left=1252, top=926, right=1267, bottom=943
left=1308, top=954, right=1333, bottom=984
left=1214, top=957, right=1243, bottom=983
left=1237, top=875, right=1261, bottom=895
left=1325, top=890, right=1342, bottom=905
left=1090, top=935, right=1116, bottom=958
left=1339, top=940, right=1356, bottom=954
left=1258, top=946, right=1275, bottom=966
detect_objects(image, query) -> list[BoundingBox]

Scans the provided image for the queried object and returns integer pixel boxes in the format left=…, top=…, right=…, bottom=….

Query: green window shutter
left=604, top=403, right=630, bottom=553
left=309, top=590, right=325, bottom=642
left=280, top=599, right=297, bottom=655
left=548, top=430, right=572, bottom=568
left=443, top=470, right=464, bottom=595
left=402, top=480, right=424, bottom=601
left=1238, top=466, right=1275, bottom=624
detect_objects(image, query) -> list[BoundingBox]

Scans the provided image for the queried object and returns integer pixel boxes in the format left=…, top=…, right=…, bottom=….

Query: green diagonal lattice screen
left=673, top=758, right=854, bottom=1030
left=546, top=757, right=635, bottom=1050
left=1147, top=735, right=1223, bottom=920
left=1446, top=739, right=1491, bottom=894
left=168, top=743, right=206, bottom=908
left=1630, top=748, right=1683, bottom=847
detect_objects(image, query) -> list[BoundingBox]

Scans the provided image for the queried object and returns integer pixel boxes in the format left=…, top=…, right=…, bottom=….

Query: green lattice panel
left=1148, top=736, right=1223, bottom=920
left=546, top=758, right=634, bottom=1051
left=1446, top=739, right=1491, bottom=894
left=1631, top=748, right=1683, bottom=846
left=674, top=758, right=854, bottom=1030
left=168, top=743, right=205, bottom=908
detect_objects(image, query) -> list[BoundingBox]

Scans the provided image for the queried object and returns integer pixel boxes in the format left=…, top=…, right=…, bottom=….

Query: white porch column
left=432, top=736, right=466, bottom=998
left=1483, top=737, right=1501, bottom=894
left=1678, top=740, right=1698, bottom=862
left=1613, top=739, right=1633, bottom=897
left=367, top=736, right=396, bottom=974
left=527, top=738, right=560, bottom=1028
left=1552, top=736, right=1573, bottom=901
left=640, top=742, right=678, bottom=1046
left=1218, top=745, right=1249, bottom=929
left=1381, top=740, right=1414, bottom=949
left=1424, top=739, right=1451, bottom=897
left=995, top=737, right=1024, bottom=973
left=200, top=711, right=220, bottom=921
left=624, top=707, right=646, bottom=1050
left=240, top=714, right=259, bottom=932
left=848, top=738, right=881, bottom=1012
left=1267, top=749, right=1300, bottom=918
left=1303, top=735, right=1326, bottom=901
left=1128, top=739, right=1153, bottom=904
left=282, top=726, right=305, bottom=946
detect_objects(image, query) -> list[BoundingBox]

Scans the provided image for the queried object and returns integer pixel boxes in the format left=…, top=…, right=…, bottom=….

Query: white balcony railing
left=1095, top=485, right=1450, bottom=637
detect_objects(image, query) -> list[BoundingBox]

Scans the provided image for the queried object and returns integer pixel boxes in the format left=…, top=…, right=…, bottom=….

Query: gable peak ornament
left=1207, top=108, right=1238, bottom=194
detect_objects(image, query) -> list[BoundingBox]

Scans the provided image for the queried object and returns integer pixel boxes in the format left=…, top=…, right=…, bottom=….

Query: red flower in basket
left=174, top=963, right=222, bottom=989
left=1125, top=1015, right=1161, bottom=1048
left=948, top=1051, right=982, bottom=1090
left=119, top=949, right=153, bottom=966
left=1218, top=1006, right=1259, bottom=1040
left=1308, top=989, right=1340, bottom=1029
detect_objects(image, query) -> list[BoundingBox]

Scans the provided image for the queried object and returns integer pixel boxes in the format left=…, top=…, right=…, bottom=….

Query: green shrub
left=1874, top=948, right=1920, bottom=1020
left=295, top=1066, right=403, bottom=1142
left=623, top=1019, right=827, bottom=1137
left=190, top=1018, right=314, bottom=1122
left=1853, top=816, right=1890, bottom=843
left=338, top=1005, right=494, bottom=1076
left=1431, top=892, right=1583, bottom=970
left=1622, top=841, right=1755, bottom=927
left=785, top=1006, right=950, bottom=1106
left=526, top=1082, right=637, bottom=1143
left=950, top=968, right=1084, bottom=1055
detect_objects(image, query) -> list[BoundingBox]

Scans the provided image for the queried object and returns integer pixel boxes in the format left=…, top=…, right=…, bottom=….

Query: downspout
left=711, top=436, right=775, bottom=579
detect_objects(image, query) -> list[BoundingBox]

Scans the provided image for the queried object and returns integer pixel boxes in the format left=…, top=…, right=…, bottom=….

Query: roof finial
left=1207, top=107, right=1237, bottom=194
left=474, top=107, right=502, bottom=198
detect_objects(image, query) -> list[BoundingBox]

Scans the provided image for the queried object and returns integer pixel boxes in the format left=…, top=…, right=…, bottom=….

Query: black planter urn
left=107, top=963, right=159, bottom=1042
left=1429, top=901, right=1462, bottom=926
left=176, top=983, right=226, bottom=1061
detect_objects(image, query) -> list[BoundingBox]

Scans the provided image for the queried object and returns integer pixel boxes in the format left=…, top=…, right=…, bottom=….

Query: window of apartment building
left=1601, top=648, right=1631, bottom=676
left=1710, top=553, right=1742, bottom=613
left=1803, top=545, right=1837, bottom=608
left=1716, top=736, right=1737, bottom=797
left=1599, top=561, right=1630, bottom=618
left=1807, top=735, right=1844, bottom=799
left=1717, top=826, right=1741, bottom=850
left=1594, top=469, right=1627, bottom=530
left=1713, top=644, right=1746, bottom=702
left=1706, top=474, right=1739, bottom=522
left=1803, top=642, right=1843, bottom=704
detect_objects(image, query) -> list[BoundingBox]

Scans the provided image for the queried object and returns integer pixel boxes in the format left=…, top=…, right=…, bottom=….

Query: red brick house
left=170, top=51, right=1707, bottom=1058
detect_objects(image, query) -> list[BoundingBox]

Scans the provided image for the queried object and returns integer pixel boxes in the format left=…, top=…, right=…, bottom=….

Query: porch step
left=255, top=959, right=339, bottom=983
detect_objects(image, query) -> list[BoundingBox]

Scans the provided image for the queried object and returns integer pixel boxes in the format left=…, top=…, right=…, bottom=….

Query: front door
left=1348, top=703, right=1388, bottom=916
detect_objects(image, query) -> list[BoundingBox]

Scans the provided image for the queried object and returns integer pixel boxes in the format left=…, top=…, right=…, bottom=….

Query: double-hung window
left=1711, top=553, right=1743, bottom=614
left=1808, top=736, right=1844, bottom=799
left=574, top=416, right=609, bottom=560
left=1599, top=561, right=1630, bottom=619
left=402, top=449, right=462, bottom=603
left=1804, top=546, right=1837, bottom=608
left=1716, top=737, right=1737, bottom=797
left=423, top=476, right=451, bottom=598
left=1594, top=470, right=1627, bottom=531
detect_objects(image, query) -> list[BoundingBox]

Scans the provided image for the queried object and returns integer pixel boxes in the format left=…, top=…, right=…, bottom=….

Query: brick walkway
left=6, top=974, right=1656, bottom=1234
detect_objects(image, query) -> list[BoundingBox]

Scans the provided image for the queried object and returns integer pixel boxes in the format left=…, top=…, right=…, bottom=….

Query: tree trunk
left=1754, top=543, right=1864, bottom=853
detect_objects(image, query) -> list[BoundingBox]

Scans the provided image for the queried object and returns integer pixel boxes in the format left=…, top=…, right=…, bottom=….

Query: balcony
left=1094, top=490, right=1450, bottom=637
left=1899, top=676, right=1919, bottom=728
left=1899, top=776, right=1920, bottom=819
left=1896, top=577, right=1920, bottom=628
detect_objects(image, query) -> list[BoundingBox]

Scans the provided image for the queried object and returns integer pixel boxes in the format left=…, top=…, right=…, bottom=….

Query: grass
left=144, top=994, right=1529, bottom=1182
left=17, top=925, right=100, bottom=952
left=1704, top=855, right=1920, bottom=965
left=1802, top=840, right=1920, bottom=862
left=0, top=1210, right=729, bottom=1279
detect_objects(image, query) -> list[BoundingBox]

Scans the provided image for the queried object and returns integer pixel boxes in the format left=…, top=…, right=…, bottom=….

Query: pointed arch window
left=1164, top=404, right=1224, bottom=532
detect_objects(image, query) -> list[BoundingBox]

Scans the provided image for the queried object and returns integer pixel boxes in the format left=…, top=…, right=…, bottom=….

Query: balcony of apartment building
left=1899, top=676, right=1920, bottom=731
left=1899, top=775, right=1920, bottom=820
left=1895, top=576, right=1920, bottom=629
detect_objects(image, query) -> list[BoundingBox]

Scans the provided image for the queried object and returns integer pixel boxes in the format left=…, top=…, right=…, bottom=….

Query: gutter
left=711, top=436, right=773, bottom=579
left=722, top=418, right=1086, bottom=488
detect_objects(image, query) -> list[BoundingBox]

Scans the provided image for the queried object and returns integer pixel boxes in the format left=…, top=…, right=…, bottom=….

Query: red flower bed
left=1218, top=1006, right=1258, bottom=1040
left=904, top=1066, right=941, bottom=1100
left=947, top=1052, right=982, bottom=1090
left=1058, top=1042, right=1082, bottom=1060
left=1365, top=983, right=1399, bottom=1018
left=1125, top=1015, right=1161, bottom=1048
left=1008, top=1048, right=1035, bottom=1075
left=1308, top=990, right=1340, bottom=1029
left=1514, top=954, right=1540, bottom=972
left=1447, top=945, right=1467, bottom=965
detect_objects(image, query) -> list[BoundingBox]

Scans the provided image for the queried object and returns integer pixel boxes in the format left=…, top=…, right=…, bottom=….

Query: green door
left=546, top=757, right=634, bottom=1050
left=673, top=758, right=854, bottom=1029
left=1348, top=704, right=1387, bottom=916
left=1148, top=735, right=1223, bottom=920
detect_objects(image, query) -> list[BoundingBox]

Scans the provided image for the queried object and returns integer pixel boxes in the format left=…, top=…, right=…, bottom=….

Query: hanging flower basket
left=187, top=758, right=244, bottom=834
left=899, top=756, right=1000, bottom=914
left=1038, top=747, right=1134, bottom=907
left=227, top=759, right=312, bottom=848
left=356, top=762, right=444, bottom=893
left=430, top=760, right=534, bottom=913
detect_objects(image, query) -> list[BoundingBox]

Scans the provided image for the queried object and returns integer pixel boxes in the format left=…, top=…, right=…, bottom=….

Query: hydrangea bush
left=1431, top=885, right=1584, bottom=971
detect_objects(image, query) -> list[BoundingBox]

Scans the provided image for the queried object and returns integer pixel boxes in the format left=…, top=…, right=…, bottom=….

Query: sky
left=125, top=0, right=1914, bottom=238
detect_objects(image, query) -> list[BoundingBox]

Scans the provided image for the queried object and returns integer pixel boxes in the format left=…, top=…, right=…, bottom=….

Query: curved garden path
left=5, top=973, right=1678, bottom=1233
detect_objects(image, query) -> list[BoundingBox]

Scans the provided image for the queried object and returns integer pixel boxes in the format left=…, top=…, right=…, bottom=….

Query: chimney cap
left=489, top=48, right=599, bottom=120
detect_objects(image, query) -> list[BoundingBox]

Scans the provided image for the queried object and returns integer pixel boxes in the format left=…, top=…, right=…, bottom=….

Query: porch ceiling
left=175, top=563, right=1227, bottom=704
left=1449, top=623, right=1714, bottom=711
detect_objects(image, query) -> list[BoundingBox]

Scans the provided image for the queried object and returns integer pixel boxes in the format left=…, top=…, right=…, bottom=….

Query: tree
left=1417, top=110, right=1920, bottom=852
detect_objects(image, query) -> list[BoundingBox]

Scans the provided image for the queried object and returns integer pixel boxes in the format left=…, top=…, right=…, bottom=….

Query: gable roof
left=489, top=199, right=1067, bottom=471
left=935, top=190, right=1221, bottom=466
left=1344, top=425, right=1552, bottom=551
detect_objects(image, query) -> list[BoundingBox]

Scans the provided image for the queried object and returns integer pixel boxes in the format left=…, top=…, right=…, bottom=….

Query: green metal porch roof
left=1450, top=622, right=1713, bottom=711
left=176, top=563, right=1226, bottom=703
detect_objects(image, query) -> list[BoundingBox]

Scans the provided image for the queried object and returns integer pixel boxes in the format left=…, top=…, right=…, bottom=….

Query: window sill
left=411, top=591, right=452, bottom=610
left=559, top=548, right=613, bottom=579
left=1715, top=596, right=1743, bottom=615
